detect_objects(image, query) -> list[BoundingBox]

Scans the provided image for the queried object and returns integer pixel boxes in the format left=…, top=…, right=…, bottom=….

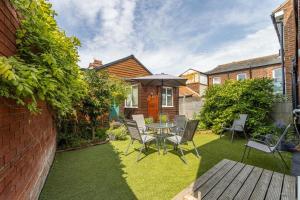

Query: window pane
left=132, top=85, right=138, bottom=107
left=213, top=77, right=220, bottom=84
left=237, top=74, right=246, bottom=81
left=167, top=95, right=172, bottom=106
left=126, top=93, right=132, bottom=107
left=273, top=68, right=283, bottom=94
left=162, top=93, right=166, bottom=106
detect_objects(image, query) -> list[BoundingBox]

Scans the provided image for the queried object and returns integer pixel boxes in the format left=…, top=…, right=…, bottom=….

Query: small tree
left=81, top=70, right=129, bottom=140
left=199, top=78, right=279, bottom=135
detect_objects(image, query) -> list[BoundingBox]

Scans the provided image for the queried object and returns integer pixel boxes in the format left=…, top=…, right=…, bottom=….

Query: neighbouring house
left=178, top=86, right=203, bottom=119
left=206, top=54, right=283, bottom=93
left=179, top=69, right=208, bottom=96
left=178, top=69, right=208, bottom=118
left=272, top=0, right=298, bottom=108
left=89, top=55, right=180, bottom=121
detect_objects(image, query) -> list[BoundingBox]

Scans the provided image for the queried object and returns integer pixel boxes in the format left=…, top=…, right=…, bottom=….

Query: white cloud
left=50, top=0, right=280, bottom=75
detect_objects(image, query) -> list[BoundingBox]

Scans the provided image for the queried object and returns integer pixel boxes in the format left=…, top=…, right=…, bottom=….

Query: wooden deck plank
left=218, top=165, right=254, bottom=200
left=172, top=159, right=230, bottom=200
left=234, top=167, right=263, bottom=200
left=197, top=160, right=237, bottom=197
left=249, top=169, right=273, bottom=200
left=281, top=175, right=296, bottom=200
left=265, top=172, right=284, bottom=200
left=192, top=159, right=230, bottom=191
left=202, top=162, right=245, bottom=200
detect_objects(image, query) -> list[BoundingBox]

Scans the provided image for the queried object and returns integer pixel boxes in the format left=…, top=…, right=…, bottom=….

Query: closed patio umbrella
left=131, top=74, right=187, bottom=121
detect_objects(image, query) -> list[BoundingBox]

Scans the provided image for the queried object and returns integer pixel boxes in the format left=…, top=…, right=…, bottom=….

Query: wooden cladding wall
left=0, top=0, right=19, bottom=57
left=104, top=58, right=151, bottom=78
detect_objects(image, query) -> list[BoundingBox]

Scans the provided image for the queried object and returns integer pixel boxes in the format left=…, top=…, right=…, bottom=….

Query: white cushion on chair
left=141, top=135, right=155, bottom=143
left=246, top=140, right=275, bottom=153
left=166, top=135, right=182, bottom=144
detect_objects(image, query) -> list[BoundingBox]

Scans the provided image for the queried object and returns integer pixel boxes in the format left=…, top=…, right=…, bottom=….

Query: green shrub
left=144, top=117, right=154, bottom=125
left=199, top=78, right=280, bottom=135
left=106, top=125, right=127, bottom=140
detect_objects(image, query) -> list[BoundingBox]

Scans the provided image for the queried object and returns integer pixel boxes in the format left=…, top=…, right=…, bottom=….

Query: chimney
left=88, top=58, right=103, bottom=69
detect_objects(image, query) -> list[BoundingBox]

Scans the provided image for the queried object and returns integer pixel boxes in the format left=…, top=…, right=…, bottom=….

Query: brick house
left=179, top=69, right=208, bottom=96
left=206, top=54, right=283, bottom=93
left=89, top=55, right=180, bottom=120
left=272, top=0, right=298, bottom=109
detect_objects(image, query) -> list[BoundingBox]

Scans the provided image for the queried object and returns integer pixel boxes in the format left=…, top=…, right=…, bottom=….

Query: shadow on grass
left=39, top=143, right=137, bottom=200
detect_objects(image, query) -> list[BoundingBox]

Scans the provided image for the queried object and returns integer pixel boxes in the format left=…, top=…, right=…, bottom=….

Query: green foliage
left=0, top=0, right=87, bottom=115
left=106, top=125, right=127, bottom=140
left=199, top=79, right=279, bottom=135
left=79, top=70, right=129, bottom=139
left=144, top=117, right=154, bottom=125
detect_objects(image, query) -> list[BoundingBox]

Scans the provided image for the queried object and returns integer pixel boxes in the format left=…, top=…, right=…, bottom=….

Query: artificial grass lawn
left=39, top=132, right=292, bottom=200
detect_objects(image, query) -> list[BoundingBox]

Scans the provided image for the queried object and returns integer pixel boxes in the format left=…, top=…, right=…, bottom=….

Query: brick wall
left=282, top=0, right=296, bottom=100
left=121, top=84, right=179, bottom=121
left=208, top=64, right=281, bottom=86
left=0, top=0, right=19, bottom=56
left=0, top=98, right=56, bottom=200
left=0, top=1, right=57, bottom=199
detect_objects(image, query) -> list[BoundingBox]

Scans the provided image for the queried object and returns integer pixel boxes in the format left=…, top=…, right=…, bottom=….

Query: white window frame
left=212, top=77, right=221, bottom=85
left=272, top=68, right=283, bottom=94
left=236, top=73, right=247, bottom=81
left=125, top=84, right=139, bottom=108
left=162, top=87, right=173, bottom=107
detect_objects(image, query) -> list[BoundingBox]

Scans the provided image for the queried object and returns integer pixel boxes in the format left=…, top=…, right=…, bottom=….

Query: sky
left=49, top=0, right=283, bottom=75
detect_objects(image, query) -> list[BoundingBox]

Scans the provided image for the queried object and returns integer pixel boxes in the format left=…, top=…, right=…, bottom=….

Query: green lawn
left=39, top=132, right=291, bottom=200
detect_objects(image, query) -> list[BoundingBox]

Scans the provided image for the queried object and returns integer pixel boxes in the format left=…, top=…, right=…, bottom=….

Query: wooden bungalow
left=89, top=55, right=180, bottom=121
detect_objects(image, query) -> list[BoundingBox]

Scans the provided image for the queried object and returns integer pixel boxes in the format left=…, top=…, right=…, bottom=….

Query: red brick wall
left=281, top=0, right=296, bottom=100
left=208, top=64, right=281, bottom=86
left=186, top=83, right=200, bottom=94
left=0, top=98, right=56, bottom=200
left=0, top=0, right=19, bottom=56
left=121, top=84, right=179, bottom=121
left=0, top=1, right=57, bottom=199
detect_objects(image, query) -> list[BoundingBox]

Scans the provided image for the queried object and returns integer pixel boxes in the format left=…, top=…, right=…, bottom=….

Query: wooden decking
left=173, top=159, right=297, bottom=200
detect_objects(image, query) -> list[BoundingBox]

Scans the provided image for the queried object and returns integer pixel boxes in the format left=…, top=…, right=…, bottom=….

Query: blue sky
left=49, top=0, right=283, bottom=75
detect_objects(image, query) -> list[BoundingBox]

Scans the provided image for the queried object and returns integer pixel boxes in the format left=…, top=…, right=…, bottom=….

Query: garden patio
left=39, top=132, right=292, bottom=200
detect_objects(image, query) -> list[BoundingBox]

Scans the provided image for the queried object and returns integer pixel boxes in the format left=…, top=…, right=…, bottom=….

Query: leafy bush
left=0, top=0, right=87, bottom=115
left=106, top=124, right=127, bottom=140
left=199, top=79, right=280, bottom=135
left=144, top=117, right=154, bottom=125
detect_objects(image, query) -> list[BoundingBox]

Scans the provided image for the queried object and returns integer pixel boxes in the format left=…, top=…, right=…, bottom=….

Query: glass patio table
left=146, top=122, right=176, bottom=148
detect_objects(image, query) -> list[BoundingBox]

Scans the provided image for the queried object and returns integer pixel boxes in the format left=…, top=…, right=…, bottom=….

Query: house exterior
left=272, top=0, right=298, bottom=108
left=206, top=54, right=283, bottom=93
left=178, top=69, right=207, bottom=118
left=89, top=55, right=180, bottom=120
left=179, top=69, right=208, bottom=96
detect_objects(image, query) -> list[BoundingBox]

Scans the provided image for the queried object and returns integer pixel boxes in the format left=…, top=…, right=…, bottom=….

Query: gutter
left=271, top=13, right=286, bottom=95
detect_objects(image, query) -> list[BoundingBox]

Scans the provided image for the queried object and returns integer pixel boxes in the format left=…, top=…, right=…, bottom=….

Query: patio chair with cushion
left=241, top=124, right=291, bottom=170
left=164, top=120, right=200, bottom=162
left=132, top=114, right=154, bottom=135
left=170, top=115, right=187, bottom=136
left=124, top=119, right=160, bottom=161
left=221, top=114, right=248, bottom=142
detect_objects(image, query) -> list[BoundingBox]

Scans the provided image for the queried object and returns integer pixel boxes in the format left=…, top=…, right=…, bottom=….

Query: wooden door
left=147, top=95, right=159, bottom=121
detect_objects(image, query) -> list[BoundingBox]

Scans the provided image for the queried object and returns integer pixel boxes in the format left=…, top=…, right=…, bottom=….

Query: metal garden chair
left=170, top=115, right=187, bottom=136
left=164, top=120, right=200, bottom=163
left=132, top=114, right=154, bottom=135
left=241, top=124, right=291, bottom=170
left=221, top=114, right=248, bottom=142
left=124, top=119, right=159, bottom=161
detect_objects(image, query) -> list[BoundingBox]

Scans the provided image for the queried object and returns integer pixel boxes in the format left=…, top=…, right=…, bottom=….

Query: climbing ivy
left=0, top=0, right=87, bottom=115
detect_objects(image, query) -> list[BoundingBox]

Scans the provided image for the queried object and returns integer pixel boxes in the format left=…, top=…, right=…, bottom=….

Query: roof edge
left=95, top=55, right=153, bottom=75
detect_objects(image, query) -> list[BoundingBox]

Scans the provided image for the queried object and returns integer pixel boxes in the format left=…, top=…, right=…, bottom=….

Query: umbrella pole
left=160, top=79, right=163, bottom=123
